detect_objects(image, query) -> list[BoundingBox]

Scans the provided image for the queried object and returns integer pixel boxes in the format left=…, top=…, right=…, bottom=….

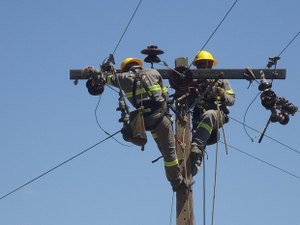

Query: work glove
left=206, top=86, right=225, bottom=103
left=101, top=62, right=115, bottom=73
left=83, top=66, right=97, bottom=77
left=213, top=86, right=225, bottom=98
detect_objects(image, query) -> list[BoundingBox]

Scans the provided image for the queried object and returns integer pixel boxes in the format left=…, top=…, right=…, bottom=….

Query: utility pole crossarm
left=69, top=68, right=286, bottom=80
left=158, top=68, right=286, bottom=80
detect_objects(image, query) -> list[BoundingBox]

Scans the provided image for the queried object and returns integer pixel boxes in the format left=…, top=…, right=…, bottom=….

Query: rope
left=168, top=191, right=175, bottom=225
left=210, top=103, right=222, bottom=225
left=0, top=130, right=121, bottom=201
left=211, top=142, right=219, bottom=225
left=202, top=156, right=206, bottom=225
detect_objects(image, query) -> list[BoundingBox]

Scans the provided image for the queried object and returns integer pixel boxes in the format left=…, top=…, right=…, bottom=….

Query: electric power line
left=94, top=95, right=132, bottom=147
left=221, top=141, right=300, bottom=180
left=242, top=92, right=261, bottom=142
left=229, top=116, right=300, bottom=155
left=2, top=115, right=299, bottom=202
left=93, top=0, right=144, bottom=147
left=112, top=0, right=143, bottom=55
left=0, top=130, right=121, bottom=201
left=278, top=31, right=300, bottom=57
left=200, top=0, right=238, bottom=51
left=189, top=0, right=239, bottom=68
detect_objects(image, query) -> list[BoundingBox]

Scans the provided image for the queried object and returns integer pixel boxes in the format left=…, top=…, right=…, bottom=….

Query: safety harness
left=192, top=80, right=234, bottom=145
left=121, top=69, right=168, bottom=149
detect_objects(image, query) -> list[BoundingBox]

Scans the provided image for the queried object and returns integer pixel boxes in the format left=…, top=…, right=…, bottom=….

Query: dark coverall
left=191, top=79, right=235, bottom=175
left=106, top=68, right=183, bottom=190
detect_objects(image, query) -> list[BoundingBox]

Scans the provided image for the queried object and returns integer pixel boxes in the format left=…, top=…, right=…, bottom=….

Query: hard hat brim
left=121, top=58, right=143, bottom=72
left=193, top=59, right=218, bottom=67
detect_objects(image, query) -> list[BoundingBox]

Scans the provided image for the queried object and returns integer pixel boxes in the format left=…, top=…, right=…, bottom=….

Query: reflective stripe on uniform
left=125, top=84, right=164, bottom=99
left=148, top=84, right=161, bottom=92
left=126, top=88, right=147, bottom=98
left=197, top=122, right=212, bottom=134
left=225, top=89, right=234, bottom=95
left=106, top=74, right=113, bottom=85
left=162, top=86, right=168, bottom=93
left=164, top=158, right=179, bottom=167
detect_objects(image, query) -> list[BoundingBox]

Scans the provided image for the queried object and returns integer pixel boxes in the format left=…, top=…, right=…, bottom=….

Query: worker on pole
left=190, top=50, right=235, bottom=176
left=84, top=58, right=193, bottom=191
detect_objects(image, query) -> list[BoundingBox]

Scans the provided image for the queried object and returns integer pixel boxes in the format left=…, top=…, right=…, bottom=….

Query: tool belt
left=121, top=108, right=147, bottom=149
left=140, top=100, right=167, bottom=131
left=121, top=100, right=167, bottom=149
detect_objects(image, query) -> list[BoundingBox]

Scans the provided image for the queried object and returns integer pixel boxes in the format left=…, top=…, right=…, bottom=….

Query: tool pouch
left=121, top=109, right=147, bottom=149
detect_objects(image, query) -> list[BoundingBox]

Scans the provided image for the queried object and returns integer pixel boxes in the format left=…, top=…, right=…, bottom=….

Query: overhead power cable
left=277, top=31, right=300, bottom=57
left=242, top=92, right=261, bottom=142
left=229, top=116, right=300, bottom=155
left=0, top=130, right=121, bottom=201
left=94, top=1, right=144, bottom=145
left=112, top=0, right=143, bottom=55
left=94, top=95, right=132, bottom=147
left=200, top=0, right=238, bottom=51
left=221, top=141, right=300, bottom=180
left=189, top=0, right=239, bottom=67
left=93, top=0, right=143, bottom=146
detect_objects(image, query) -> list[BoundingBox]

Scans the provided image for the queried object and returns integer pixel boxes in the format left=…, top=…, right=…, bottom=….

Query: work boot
left=190, top=143, right=203, bottom=176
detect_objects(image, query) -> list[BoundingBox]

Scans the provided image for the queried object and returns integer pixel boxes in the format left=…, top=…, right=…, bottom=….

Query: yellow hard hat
left=193, top=50, right=218, bottom=67
left=120, top=58, right=143, bottom=72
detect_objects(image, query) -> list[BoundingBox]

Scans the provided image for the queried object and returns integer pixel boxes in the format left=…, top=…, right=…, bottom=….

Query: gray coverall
left=191, top=79, right=235, bottom=175
left=106, top=68, right=183, bottom=189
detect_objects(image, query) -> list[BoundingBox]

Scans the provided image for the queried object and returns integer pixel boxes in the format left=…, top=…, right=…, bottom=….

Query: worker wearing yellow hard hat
left=193, top=50, right=218, bottom=68
left=106, top=57, right=192, bottom=192
left=190, top=50, right=235, bottom=177
left=120, top=57, right=143, bottom=72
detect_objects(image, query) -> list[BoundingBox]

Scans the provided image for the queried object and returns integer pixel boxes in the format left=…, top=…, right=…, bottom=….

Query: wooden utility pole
left=69, top=65, right=286, bottom=225
left=175, top=110, right=194, bottom=225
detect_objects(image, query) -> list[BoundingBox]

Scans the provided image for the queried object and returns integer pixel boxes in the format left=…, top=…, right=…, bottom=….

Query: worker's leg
left=191, top=110, right=222, bottom=175
left=151, top=115, right=183, bottom=189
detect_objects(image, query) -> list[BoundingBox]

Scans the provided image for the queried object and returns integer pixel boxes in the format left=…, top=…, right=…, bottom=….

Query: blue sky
left=1, top=0, right=299, bottom=225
